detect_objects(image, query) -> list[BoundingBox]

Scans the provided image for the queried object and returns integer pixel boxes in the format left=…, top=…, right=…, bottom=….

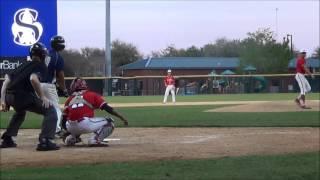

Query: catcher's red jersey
left=63, top=90, right=106, bottom=121
left=164, top=75, right=175, bottom=86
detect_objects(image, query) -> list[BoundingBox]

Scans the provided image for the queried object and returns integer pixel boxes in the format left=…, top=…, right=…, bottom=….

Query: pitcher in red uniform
left=294, top=50, right=315, bottom=109
left=61, top=77, right=128, bottom=146
left=163, top=69, right=176, bottom=103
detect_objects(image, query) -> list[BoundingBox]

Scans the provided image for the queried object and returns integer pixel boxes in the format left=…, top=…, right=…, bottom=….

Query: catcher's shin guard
left=89, top=118, right=115, bottom=145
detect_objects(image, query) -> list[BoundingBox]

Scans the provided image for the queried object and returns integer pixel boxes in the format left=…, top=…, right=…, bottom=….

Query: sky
left=58, top=0, right=319, bottom=56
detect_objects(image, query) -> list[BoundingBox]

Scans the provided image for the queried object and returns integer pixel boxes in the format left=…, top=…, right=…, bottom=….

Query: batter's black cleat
left=36, top=138, right=60, bottom=151
left=0, top=135, right=17, bottom=148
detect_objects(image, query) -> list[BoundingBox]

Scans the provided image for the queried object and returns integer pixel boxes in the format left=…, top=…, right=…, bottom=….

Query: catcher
left=61, top=77, right=128, bottom=146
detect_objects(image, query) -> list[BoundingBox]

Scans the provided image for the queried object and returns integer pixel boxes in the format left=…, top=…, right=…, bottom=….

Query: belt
left=68, top=118, right=85, bottom=123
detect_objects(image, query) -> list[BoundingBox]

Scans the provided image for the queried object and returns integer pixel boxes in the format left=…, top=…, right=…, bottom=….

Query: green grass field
left=1, top=93, right=319, bottom=128
left=1, top=152, right=319, bottom=180
left=1, top=105, right=319, bottom=128
left=1, top=93, right=319, bottom=179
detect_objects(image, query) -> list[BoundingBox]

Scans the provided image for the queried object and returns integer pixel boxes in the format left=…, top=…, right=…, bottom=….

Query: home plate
left=103, top=138, right=121, bottom=142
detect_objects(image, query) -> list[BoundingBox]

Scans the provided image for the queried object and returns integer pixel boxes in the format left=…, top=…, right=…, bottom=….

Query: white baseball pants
left=295, top=73, right=311, bottom=95
left=66, top=117, right=114, bottom=145
left=163, top=85, right=176, bottom=103
left=41, top=83, right=61, bottom=133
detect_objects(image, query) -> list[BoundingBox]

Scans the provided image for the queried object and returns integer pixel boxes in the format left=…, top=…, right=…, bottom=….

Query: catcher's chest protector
left=68, top=93, right=94, bottom=109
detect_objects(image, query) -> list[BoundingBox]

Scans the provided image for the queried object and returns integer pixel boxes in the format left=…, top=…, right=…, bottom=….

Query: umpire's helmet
left=70, top=77, right=88, bottom=94
left=51, top=35, right=65, bottom=51
left=29, top=42, right=48, bottom=61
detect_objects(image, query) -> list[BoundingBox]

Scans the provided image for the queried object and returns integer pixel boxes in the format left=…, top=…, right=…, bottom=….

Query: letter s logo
left=11, top=8, right=43, bottom=46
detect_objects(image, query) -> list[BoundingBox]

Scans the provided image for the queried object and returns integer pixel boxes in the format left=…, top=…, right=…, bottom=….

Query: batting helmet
left=29, top=42, right=48, bottom=61
left=69, top=77, right=88, bottom=93
left=51, top=35, right=65, bottom=51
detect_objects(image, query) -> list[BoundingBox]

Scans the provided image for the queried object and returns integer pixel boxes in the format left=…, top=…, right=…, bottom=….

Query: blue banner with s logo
left=0, top=0, right=57, bottom=57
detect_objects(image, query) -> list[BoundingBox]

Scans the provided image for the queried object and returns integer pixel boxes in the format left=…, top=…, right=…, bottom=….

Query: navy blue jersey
left=46, top=49, right=64, bottom=83
left=8, top=61, right=48, bottom=93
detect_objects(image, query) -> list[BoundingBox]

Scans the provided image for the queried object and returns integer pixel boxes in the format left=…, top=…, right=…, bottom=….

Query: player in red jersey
left=61, top=77, right=128, bottom=146
left=163, top=69, right=176, bottom=103
left=294, top=50, right=315, bottom=109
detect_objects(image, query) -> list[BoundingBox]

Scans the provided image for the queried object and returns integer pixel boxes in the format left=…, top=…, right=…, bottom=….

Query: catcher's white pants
left=163, top=85, right=176, bottom=103
left=41, top=83, right=61, bottom=133
left=66, top=117, right=114, bottom=145
left=295, top=73, right=311, bottom=95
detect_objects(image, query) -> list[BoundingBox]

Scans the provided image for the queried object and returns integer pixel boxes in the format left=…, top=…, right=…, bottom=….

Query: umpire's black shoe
left=0, top=135, right=17, bottom=148
left=36, top=138, right=60, bottom=151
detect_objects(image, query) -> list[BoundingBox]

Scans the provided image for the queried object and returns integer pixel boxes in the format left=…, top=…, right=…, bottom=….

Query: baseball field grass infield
left=1, top=152, right=319, bottom=180
left=1, top=105, right=319, bottom=128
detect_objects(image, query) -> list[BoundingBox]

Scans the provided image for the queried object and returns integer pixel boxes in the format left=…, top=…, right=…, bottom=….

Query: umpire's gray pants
left=3, top=92, right=57, bottom=139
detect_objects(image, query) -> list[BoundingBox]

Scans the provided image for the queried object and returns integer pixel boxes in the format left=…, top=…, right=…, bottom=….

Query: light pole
left=105, top=0, right=112, bottom=96
left=275, top=8, right=278, bottom=40
left=287, top=34, right=293, bottom=55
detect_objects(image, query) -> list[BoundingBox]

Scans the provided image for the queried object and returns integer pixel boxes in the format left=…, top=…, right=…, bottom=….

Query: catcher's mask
left=70, top=77, right=88, bottom=94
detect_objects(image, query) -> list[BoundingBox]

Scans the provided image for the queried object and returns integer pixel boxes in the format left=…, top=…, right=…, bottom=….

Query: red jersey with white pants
left=296, top=57, right=306, bottom=74
left=164, top=75, right=175, bottom=86
left=63, top=90, right=106, bottom=121
left=63, top=90, right=114, bottom=146
left=163, top=75, right=176, bottom=103
left=295, top=57, right=311, bottom=95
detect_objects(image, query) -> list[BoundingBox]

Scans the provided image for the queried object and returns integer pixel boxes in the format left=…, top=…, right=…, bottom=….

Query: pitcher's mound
left=205, top=100, right=320, bottom=112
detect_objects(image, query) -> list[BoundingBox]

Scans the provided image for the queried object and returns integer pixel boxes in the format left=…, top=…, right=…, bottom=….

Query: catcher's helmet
left=70, top=77, right=88, bottom=93
left=51, top=35, right=65, bottom=51
left=29, top=42, right=48, bottom=61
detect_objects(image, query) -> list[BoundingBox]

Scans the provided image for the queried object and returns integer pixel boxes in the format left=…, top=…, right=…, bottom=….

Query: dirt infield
left=1, top=127, right=319, bottom=168
left=205, top=100, right=320, bottom=112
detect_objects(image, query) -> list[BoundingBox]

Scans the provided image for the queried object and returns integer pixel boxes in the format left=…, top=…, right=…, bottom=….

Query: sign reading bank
left=0, top=0, right=57, bottom=75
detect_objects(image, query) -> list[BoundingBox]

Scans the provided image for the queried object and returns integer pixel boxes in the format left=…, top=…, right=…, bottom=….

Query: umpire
left=0, top=42, right=60, bottom=151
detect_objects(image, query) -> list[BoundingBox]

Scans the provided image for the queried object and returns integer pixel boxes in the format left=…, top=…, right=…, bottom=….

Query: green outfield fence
left=0, top=74, right=319, bottom=96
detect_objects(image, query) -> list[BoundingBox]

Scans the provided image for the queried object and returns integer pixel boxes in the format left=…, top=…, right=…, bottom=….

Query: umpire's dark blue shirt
left=8, top=61, right=48, bottom=93
left=46, top=49, right=64, bottom=83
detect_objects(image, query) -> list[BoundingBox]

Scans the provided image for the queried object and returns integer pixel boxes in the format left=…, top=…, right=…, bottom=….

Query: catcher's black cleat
left=36, top=138, right=60, bottom=151
left=0, top=136, right=17, bottom=148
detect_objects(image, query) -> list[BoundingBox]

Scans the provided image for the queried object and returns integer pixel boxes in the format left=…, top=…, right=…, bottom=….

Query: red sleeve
left=89, top=92, right=106, bottom=109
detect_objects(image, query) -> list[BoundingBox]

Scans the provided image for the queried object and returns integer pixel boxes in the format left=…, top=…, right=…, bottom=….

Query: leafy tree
left=60, top=49, right=87, bottom=77
left=185, top=46, right=203, bottom=57
left=240, top=28, right=293, bottom=73
left=160, top=45, right=181, bottom=57
left=61, top=40, right=142, bottom=76
left=111, top=39, right=142, bottom=68
left=203, top=38, right=242, bottom=57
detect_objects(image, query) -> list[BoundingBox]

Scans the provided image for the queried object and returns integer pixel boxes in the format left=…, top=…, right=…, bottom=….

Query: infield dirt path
left=1, top=127, right=319, bottom=168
